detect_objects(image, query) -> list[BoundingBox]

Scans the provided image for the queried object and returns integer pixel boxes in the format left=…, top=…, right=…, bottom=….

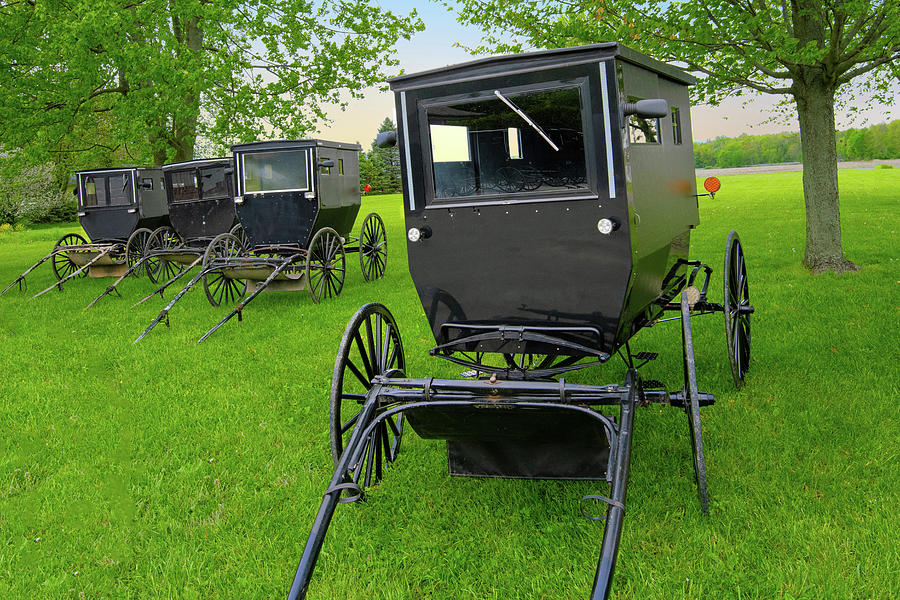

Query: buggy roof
left=162, top=158, right=232, bottom=171
left=230, top=139, right=362, bottom=153
left=387, top=42, right=695, bottom=91
left=76, top=167, right=154, bottom=176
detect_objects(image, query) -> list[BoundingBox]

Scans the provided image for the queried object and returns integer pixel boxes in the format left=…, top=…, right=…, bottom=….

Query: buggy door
left=77, top=170, right=139, bottom=241
left=235, top=147, right=317, bottom=247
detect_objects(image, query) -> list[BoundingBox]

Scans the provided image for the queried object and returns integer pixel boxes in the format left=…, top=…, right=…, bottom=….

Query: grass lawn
left=0, top=169, right=897, bottom=599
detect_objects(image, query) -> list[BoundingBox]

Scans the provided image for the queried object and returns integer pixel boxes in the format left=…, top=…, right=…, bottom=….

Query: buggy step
left=634, top=352, right=658, bottom=361
left=640, top=379, right=665, bottom=389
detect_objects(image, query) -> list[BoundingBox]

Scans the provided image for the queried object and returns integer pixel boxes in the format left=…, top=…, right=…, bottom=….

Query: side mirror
left=376, top=130, right=397, bottom=148
left=318, top=159, right=335, bottom=168
left=621, top=98, right=669, bottom=119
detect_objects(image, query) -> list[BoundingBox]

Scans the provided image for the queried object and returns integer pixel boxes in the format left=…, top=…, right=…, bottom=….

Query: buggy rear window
left=170, top=170, right=200, bottom=203
left=426, top=86, right=589, bottom=201
left=241, top=149, right=310, bottom=194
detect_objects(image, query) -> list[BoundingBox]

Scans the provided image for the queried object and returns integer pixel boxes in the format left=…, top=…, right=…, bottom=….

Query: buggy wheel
left=125, top=228, right=154, bottom=277
left=359, top=212, right=387, bottom=282
left=202, top=232, right=247, bottom=307
left=681, top=292, right=709, bottom=515
left=229, top=223, right=249, bottom=249
left=723, top=230, right=751, bottom=387
left=330, top=303, right=406, bottom=487
left=495, top=167, right=526, bottom=192
left=51, top=233, right=89, bottom=281
left=145, top=226, right=184, bottom=284
left=306, top=227, right=345, bottom=304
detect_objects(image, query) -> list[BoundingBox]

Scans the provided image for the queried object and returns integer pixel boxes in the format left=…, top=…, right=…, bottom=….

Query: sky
left=316, top=1, right=899, bottom=148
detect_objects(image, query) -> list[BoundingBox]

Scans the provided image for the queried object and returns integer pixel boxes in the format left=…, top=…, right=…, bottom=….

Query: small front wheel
left=306, top=227, right=345, bottom=303
left=202, top=232, right=247, bottom=307
left=330, top=303, right=406, bottom=486
left=125, top=228, right=154, bottom=277
left=51, top=233, right=89, bottom=281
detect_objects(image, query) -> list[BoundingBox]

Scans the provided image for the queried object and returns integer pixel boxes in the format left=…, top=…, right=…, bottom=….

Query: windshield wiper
left=493, top=90, right=559, bottom=152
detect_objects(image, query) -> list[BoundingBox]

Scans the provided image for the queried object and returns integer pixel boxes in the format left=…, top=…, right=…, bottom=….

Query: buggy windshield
left=241, top=149, right=309, bottom=194
left=426, top=86, right=588, bottom=200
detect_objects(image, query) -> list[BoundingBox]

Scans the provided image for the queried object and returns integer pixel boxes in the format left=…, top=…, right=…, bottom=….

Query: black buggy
left=288, top=43, right=754, bottom=599
left=85, top=158, right=240, bottom=309
left=1, top=167, right=169, bottom=298
left=135, top=139, right=389, bottom=343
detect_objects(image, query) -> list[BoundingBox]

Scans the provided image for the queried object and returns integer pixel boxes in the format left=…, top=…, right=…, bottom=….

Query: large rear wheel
left=202, top=232, right=247, bottom=307
left=330, top=303, right=406, bottom=488
left=359, top=212, right=387, bottom=282
left=51, top=233, right=89, bottom=281
left=723, top=230, right=751, bottom=387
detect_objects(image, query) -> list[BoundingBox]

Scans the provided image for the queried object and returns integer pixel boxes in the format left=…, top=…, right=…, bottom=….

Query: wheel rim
left=724, top=231, right=751, bottom=387
left=359, top=213, right=387, bottom=282
left=145, top=227, right=183, bottom=284
left=202, top=233, right=247, bottom=307
left=126, top=228, right=154, bottom=277
left=51, top=233, right=88, bottom=280
left=306, top=228, right=345, bottom=303
left=330, top=303, right=406, bottom=487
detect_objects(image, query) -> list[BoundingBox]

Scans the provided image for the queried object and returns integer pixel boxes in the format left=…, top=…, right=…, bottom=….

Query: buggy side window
left=242, top=149, right=310, bottom=194
left=199, top=167, right=228, bottom=199
left=170, top=170, right=200, bottom=203
left=108, top=173, right=133, bottom=206
left=627, top=96, right=660, bottom=144
left=671, top=106, right=683, bottom=145
left=338, top=158, right=344, bottom=175
left=426, top=85, right=588, bottom=200
left=82, top=176, right=103, bottom=207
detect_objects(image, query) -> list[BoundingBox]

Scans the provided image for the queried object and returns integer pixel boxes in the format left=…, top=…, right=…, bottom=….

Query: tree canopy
left=0, top=0, right=423, bottom=174
left=447, top=0, right=900, bottom=272
left=359, top=117, right=401, bottom=194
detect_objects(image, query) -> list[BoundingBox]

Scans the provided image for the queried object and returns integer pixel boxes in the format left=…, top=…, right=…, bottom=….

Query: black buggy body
left=163, top=158, right=237, bottom=242
left=288, top=43, right=754, bottom=600
left=1, top=167, right=172, bottom=296
left=232, top=139, right=362, bottom=248
left=394, top=42, right=698, bottom=356
left=134, top=139, right=391, bottom=343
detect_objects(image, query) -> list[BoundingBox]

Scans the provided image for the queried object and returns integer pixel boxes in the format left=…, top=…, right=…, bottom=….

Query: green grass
left=1, top=169, right=898, bottom=599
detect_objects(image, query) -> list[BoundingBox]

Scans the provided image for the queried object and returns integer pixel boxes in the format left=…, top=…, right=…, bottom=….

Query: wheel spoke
left=345, top=358, right=370, bottom=389
left=340, top=410, right=360, bottom=434
left=353, top=330, right=374, bottom=379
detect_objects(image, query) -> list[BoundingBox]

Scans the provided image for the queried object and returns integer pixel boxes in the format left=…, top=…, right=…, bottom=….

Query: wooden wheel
left=230, top=223, right=249, bottom=249
left=330, top=303, right=406, bottom=488
left=681, top=292, right=709, bottom=515
left=359, top=212, right=387, bottom=282
left=125, top=228, right=153, bottom=277
left=306, top=227, right=345, bottom=304
left=51, top=233, right=88, bottom=281
left=202, top=232, right=247, bottom=307
left=145, top=226, right=184, bottom=284
left=723, top=230, right=751, bottom=387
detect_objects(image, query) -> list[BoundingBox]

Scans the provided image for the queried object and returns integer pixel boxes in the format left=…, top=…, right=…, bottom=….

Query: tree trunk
left=170, top=15, right=203, bottom=163
left=794, top=81, right=859, bottom=273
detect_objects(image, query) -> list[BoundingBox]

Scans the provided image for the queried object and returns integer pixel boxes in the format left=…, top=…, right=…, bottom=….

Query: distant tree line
left=695, top=120, right=900, bottom=168
left=358, top=118, right=402, bottom=194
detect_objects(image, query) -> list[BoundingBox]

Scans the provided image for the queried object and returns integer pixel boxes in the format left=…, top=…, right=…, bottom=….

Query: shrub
left=877, top=163, right=893, bottom=169
left=0, top=159, right=76, bottom=225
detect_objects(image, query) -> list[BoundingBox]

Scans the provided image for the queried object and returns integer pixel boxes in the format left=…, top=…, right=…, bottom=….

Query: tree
left=0, top=0, right=423, bottom=171
left=358, top=117, right=401, bottom=193
left=447, top=0, right=900, bottom=273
